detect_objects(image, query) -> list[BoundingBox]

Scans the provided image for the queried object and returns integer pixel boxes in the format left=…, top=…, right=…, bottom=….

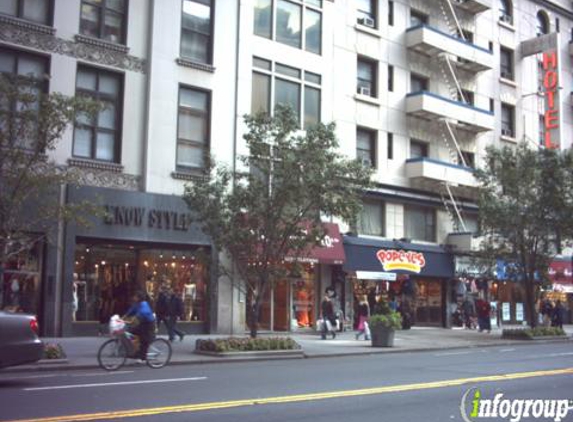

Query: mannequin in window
left=72, top=274, right=79, bottom=322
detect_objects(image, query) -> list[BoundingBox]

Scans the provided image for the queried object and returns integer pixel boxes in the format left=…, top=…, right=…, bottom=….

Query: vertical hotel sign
left=542, top=50, right=560, bottom=149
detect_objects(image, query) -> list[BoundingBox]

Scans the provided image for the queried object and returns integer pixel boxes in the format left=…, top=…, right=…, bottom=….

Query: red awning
left=286, top=223, right=345, bottom=265
left=549, top=259, right=572, bottom=284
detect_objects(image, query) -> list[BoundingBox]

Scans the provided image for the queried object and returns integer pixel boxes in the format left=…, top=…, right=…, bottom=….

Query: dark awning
left=343, top=236, right=454, bottom=278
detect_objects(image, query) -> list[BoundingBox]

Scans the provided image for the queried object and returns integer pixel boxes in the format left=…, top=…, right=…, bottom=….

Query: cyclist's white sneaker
left=135, top=359, right=146, bottom=365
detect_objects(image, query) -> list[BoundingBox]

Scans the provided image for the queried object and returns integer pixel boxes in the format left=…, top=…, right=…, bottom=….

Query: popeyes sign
left=376, top=249, right=426, bottom=274
left=542, top=50, right=560, bottom=149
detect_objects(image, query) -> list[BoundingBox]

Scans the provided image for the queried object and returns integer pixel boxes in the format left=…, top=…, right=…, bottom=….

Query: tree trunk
left=249, top=299, right=261, bottom=339
left=524, top=277, right=537, bottom=328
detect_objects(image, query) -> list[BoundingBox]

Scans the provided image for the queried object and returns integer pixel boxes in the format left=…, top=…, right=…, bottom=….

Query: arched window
left=536, top=11, right=550, bottom=36
left=499, top=0, right=512, bottom=24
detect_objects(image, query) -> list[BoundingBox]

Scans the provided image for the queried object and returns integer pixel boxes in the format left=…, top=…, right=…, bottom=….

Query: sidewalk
left=5, top=325, right=572, bottom=373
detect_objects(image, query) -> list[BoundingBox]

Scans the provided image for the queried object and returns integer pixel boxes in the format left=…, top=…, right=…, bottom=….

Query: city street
left=1, top=342, right=572, bottom=422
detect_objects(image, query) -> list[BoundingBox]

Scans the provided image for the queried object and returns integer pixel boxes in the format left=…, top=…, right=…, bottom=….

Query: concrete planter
left=370, top=326, right=396, bottom=347
left=194, top=349, right=304, bottom=359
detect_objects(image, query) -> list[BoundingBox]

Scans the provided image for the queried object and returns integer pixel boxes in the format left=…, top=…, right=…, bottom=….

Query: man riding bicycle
left=124, top=291, right=156, bottom=361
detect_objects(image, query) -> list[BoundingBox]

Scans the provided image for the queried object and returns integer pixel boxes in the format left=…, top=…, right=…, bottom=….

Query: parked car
left=0, top=311, right=43, bottom=369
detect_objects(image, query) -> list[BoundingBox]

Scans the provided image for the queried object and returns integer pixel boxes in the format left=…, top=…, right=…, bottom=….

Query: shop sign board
left=515, top=303, right=524, bottom=322
left=502, top=302, right=511, bottom=322
left=376, top=249, right=426, bottom=274
left=355, top=271, right=397, bottom=281
left=542, top=50, right=560, bottom=149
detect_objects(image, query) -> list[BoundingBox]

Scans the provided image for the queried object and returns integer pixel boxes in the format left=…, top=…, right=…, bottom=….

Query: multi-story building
left=1, top=0, right=572, bottom=335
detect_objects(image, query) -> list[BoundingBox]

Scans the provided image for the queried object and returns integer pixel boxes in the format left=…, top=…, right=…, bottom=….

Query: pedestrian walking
left=156, top=286, right=185, bottom=342
left=355, top=295, right=370, bottom=340
left=320, top=293, right=336, bottom=340
left=552, top=300, right=565, bottom=329
left=541, top=299, right=554, bottom=327
left=475, top=297, right=491, bottom=333
left=461, top=297, right=476, bottom=329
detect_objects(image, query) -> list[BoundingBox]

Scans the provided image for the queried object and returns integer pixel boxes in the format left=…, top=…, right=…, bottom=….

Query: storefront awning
left=286, top=223, right=345, bottom=265
left=549, top=259, right=572, bottom=285
left=553, top=283, right=573, bottom=293
left=343, top=236, right=454, bottom=278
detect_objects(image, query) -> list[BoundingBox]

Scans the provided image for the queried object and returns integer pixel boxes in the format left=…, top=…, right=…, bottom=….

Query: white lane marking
left=548, top=352, right=573, bottom=357
left=499, top=348, right=516, bottom=353
left=23, top=376, right=207, bottom=391
left=71, top=370, right=135, bottom=377
left=434, top=351, right=475, bottom=357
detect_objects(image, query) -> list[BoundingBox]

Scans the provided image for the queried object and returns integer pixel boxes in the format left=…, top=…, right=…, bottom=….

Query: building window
left=0, top=47, right=49, bottom=149
left=457, top=89, right=474, bottom=106
left=410, top=73, right=428, bottom=93
left=500, top=47, right=514, bottom=80
left=255, top=0, right=322, bottom=54
left=252, top=57, right=321, bottom=129
left=410, top=140, right=428, bottom=159
left=501, top=103, right=515, bottom=138
left=499, top=0, right=512, bottom=24
left=177, top=87, right=210, bottom=170
left=387, top=132, right=393, bottom=160
left=536, top=10, right=549, bottom=36
left=357, top=200, right=384, bottom=236
left=357, top=128, right=376, bottom=168
left=388, top=65, right=394, bottom=92
left=80, top=0, right=127, bottom=44
left=357, top=57, right=377, bottom=97
left=489, top=98, right=495, bottom=112
left=388, top=1, right=393, bottom=26
left=73, top=66, right=123, bottom=162
left=410, top=9, right=428, bottom=27
left=0, top=0, right=51, bottom=25
left=357, top=0, right=376, bottom=28
left=181, top=0, right=213, bottom=64
left=460, top=151, right=475, bottom=168
left=404, top=205, right=435, bottom=242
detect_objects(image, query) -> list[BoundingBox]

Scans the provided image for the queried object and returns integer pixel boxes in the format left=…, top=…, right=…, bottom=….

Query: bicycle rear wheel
left=146, top=338, right=172, bottom=369
left=97, top=339, right=127, bottom=371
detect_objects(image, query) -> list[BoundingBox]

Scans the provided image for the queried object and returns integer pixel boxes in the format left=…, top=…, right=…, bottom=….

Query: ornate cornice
left=74, top=34, right=130, bottom=54
left=67, top=161, right=140, bottom=191
left=0, top=22, right=146, bottom=74
left=68, top=158, right=124, bottom=173
left=176, top=57, right=215, bottom=73
left=0, top=14, right=55, bottom=35
left=171, top=171, right=203, bottom=182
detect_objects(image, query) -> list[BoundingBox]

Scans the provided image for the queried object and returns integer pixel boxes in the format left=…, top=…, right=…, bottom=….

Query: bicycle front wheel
left=97, top=339, right=127, bottom=371
left=146, top=338, right=172, bottom=369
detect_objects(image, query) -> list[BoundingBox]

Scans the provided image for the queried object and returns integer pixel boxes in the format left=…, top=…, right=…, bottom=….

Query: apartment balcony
left=447, top=233, right=485, bottom=253
left=406, top=24, right=494, bottom=73
left=406, top=91, right=494, bottom=133
left=405, top=157, right=477, bottom=188
left=451, top=0, right=491, bottom=15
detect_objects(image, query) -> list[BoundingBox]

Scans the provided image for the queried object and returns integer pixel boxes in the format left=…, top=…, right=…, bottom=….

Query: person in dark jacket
left=124, top=291, right=156, bottom=360
left=156, top=286, right=185, bottom=342
left=552, top=300, right=565, bottom=329
left=320, top=294, right=336, bottom=340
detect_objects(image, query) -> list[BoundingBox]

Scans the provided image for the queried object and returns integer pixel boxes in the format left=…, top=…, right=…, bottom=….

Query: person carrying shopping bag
left=320, top=293, right=336, bottom=340
left=355, top=295, right=371, bottom=340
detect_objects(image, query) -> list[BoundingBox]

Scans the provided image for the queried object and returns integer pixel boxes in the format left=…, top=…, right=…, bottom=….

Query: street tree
left=474, top=143, right=573, bottom=327
left=0, top=73, right=100, bottom=308
left=184, top=106, right=373, bottom=337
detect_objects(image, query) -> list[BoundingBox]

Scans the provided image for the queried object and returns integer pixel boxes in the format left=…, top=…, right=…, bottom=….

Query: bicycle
left=97, top=315, right=172, bottom=371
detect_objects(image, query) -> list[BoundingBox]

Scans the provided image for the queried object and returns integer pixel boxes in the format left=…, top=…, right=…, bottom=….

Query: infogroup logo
left=460, top=388, right=573, bottom=422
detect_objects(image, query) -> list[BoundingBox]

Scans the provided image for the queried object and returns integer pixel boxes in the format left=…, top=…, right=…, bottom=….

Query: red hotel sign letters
left=543, top=51, right=559, bottom=149
left=376, top=249, right=426, bottom=274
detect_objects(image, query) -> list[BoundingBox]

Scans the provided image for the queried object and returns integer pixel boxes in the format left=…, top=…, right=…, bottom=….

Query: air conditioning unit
left=358, top=16, right=375, bottom=28
left=499, top=14, right=512, bottom=24
left=500, top=71, right=512, bottom=80
left=501, top=128, right=513, bottom=137
left=359, top=86, right=371, bottom=96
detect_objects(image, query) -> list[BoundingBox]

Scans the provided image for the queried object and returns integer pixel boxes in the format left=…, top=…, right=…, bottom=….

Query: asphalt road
left=0, top=342, right=572, bottom=422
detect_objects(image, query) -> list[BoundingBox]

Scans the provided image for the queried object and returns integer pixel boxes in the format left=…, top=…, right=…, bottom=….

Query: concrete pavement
left=5, top=325, right=572, bottom=373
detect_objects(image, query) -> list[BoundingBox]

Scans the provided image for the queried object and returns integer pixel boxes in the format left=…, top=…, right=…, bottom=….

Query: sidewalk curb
left=2, top=337, right=571, bottom=374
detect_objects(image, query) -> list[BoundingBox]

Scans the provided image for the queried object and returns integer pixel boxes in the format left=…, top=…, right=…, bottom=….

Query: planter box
left=370, top=326, right=396, bottom=347
left=194, top=349, right=305, bottom=359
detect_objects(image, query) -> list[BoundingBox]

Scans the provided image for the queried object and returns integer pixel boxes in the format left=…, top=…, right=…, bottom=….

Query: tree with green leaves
left=474, top=143, right=573, bottom=327
left=0, top=73, right=100, bottom=308
left=184, top=106, right=373, bottom=337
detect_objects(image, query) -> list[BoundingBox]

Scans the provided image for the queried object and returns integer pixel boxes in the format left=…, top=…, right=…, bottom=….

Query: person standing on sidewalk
left=476, top=297, right=491, bottom=333
left=552, top=300, right=565, bottom=329
left=320, top=293, right=336, bottom=340
left=160, top=287, right=185, bottom=342
left=355, top=295, right=370, bottom=340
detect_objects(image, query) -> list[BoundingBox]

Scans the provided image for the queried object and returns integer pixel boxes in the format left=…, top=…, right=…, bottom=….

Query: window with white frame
left=357, top=200, right=385, bottom=236
left=356, top=128, right=376, bottom=168
left=177, top=86, right=210, bottom=170
left=181, top=0, right=213, bottom=64
left=404, top=205, right=435, bottom=242
left=254, top=0, right=322, bottom=54
left=252, top=57, right=321, bottom=128
left=0, top=0, right=51, bottom=25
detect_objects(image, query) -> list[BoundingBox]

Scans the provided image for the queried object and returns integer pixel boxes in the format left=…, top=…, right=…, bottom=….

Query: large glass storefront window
left=1, top=239, right=43, bottom=315
left=74, top=243, right=209, bottom=324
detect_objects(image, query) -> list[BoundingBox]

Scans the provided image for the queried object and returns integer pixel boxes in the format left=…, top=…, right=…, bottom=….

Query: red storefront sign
left=548, top=260, right=572, bottom=284
left=285, top=223, right=345, bottom=265
left=543, top=51, right=560, bottom=149
left=376, top=249, right=426, bottom=273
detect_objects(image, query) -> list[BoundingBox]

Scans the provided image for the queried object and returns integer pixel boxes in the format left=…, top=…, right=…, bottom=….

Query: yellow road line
left=5, top=367, right=573, bottom=422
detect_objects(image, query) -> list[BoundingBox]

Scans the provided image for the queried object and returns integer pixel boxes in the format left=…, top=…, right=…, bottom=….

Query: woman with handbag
left=355, top=295, right=370, bottom=340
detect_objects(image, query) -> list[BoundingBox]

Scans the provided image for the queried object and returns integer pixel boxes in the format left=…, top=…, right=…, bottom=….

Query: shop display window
left=1, top=239, right=43, bottom=315
left=74, top=243, right=209, bottom=323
